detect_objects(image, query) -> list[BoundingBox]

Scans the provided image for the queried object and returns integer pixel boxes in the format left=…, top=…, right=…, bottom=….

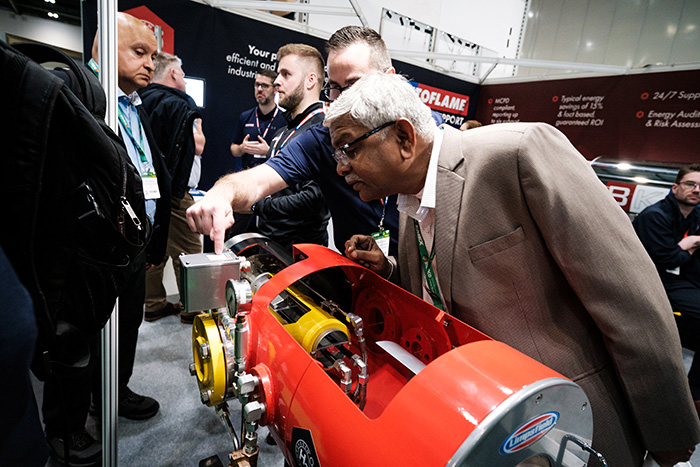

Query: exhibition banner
left=475, top=70, right=700, bottom=163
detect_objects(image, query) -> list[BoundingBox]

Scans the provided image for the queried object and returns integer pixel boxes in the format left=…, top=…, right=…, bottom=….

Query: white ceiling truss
left=197, top=0, right=700, bottom=84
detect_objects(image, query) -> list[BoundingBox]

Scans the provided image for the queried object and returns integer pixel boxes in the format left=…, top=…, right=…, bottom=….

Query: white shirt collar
left=397, top=125, right=444, bottom=222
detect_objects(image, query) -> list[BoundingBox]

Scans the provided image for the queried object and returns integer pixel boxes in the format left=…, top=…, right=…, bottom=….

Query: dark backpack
left=0, top=41, right=150, bottom=377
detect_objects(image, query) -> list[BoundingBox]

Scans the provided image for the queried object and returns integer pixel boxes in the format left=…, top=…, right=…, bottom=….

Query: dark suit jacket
left=397, top=123, right=700, bottom=465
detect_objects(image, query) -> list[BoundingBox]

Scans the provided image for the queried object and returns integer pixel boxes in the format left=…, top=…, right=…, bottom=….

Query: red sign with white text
left=475, top=69, right=700, bottom=163
left=410, top=81, right=470, bottom=116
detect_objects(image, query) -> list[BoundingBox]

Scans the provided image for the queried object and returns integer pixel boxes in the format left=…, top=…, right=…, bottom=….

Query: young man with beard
left=250, top=43, right=329, bottom=251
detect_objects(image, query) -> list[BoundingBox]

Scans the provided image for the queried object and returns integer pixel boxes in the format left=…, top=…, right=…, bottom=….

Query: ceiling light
left=48, top=12, right=59, bottom=18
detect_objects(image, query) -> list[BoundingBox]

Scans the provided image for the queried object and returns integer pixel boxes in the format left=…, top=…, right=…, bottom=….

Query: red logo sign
left=410, top=81, right=470, bottom=116
left=606, top=181, right=637, bottom=212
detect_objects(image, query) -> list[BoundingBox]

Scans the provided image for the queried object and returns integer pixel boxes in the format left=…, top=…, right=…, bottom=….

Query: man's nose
left=336, top=159, right=350, bottom=177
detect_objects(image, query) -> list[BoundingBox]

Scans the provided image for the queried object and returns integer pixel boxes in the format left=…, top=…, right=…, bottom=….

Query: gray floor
left=35, top=256, right=700, bottom=466
left=37, top=259, right=284, bottom=467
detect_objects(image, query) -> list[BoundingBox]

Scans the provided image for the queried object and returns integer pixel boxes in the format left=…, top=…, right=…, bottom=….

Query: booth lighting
left=617, top=162, right=632, bottom=171
left=47, top=11, right=59, bottom=18
left=44, top=0, right=56, bottom=3
left=633, top=176, right=651, bottom=184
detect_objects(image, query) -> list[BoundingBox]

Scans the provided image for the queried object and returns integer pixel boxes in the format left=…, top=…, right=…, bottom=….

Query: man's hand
left=241, top=134, right=270, bottom=156
left=678, top=235, right=700, bottom=255
left=186, top=191, right=234, bottom=254
left=345, top=235, right=392, bottom=278
left=649, top=446, right=696, bottom=466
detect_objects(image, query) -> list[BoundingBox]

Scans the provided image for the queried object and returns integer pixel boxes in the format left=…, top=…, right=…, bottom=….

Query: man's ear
left=395, top=118, right=416, bottom=160
left=306, top=72, right=317, bottom=91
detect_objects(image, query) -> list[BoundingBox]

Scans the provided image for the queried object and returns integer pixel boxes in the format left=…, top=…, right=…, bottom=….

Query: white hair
left=324, top=73, right=436, bottom=141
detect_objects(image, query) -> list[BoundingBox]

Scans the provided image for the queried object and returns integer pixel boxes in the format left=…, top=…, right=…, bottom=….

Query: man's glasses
left=332, top=121, right=395, bottom=165
left=679, top=180, right=699, bottom=189
left=254, top=82, right=271, bottom=90
left=323, top=84, right=352, bottom=101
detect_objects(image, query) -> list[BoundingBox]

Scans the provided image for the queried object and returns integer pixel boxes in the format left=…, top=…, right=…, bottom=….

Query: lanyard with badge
left=371, top=197, right=391, bottom=257
left=253, top=106, right=280, bottom=159
left=413, top=219, right=444, bottom=310
left=255, top=106, right=279, bottom=140
left=117, top=105, right=160, bottom=200
left=270, top=108, right=325, bottom=157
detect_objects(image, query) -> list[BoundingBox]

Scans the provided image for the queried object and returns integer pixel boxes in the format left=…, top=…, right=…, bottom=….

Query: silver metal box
left=180, top=251, right=242, bottom=312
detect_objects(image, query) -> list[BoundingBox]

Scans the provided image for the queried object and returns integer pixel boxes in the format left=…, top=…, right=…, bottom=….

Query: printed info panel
left=475, top=70, right=700, bottom=163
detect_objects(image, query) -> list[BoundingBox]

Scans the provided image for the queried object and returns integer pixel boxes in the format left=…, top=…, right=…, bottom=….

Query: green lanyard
left=413, top=219, right=444, bottom=310
left=117, top=104, right=150, bottom=166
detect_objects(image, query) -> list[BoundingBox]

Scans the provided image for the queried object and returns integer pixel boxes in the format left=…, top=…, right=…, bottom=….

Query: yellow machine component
left=192, top=314, right=228, bottom=407
left=270, top=286, right=351, bottom=354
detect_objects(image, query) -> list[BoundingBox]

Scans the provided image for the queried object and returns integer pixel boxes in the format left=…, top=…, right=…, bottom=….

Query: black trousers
left=665, top=276, right=700, bottom=400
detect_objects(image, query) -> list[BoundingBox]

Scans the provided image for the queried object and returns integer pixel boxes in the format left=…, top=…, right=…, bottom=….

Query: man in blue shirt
left=188, top=26, right=409, bottom=256
left=230, top=69, right=286, bottom=169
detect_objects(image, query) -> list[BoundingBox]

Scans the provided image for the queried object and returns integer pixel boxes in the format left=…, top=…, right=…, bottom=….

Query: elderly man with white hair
left=327, top=72, right=700, bottom=467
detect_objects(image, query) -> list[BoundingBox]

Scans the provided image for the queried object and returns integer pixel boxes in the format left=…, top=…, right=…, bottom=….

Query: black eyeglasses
left=254, top=82, right=271, bottom=90
left=680, top=180, right=699, bottom=189
left=332, top=121, right=395, bottom=165
left=323, top=84, right=352, bottom=101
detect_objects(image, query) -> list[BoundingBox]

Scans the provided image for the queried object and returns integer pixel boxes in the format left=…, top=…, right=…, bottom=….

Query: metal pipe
left=234, top=314, right=248, bottom=375
left=350, top=355, right=368, bottom=411
left=346, top=313, right=368, bottom=365
left=97, top=1, right=119, bottom=465
left=215, top=402, right=241, bottom=451
left=333, top=360, right=352, bottom=395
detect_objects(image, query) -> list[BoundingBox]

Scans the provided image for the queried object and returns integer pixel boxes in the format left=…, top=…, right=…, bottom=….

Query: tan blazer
left=397, top=123, right=699, bottom=465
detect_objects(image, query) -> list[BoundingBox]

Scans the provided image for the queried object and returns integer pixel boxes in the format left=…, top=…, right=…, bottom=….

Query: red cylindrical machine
left=187, top=239, right=595, bottom=467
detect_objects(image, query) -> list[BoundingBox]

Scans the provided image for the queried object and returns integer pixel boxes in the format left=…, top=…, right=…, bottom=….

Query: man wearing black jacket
left=44, top=13, right=171, bottom=466
left=252, top=43, right=329, bottom=251
left=139, top=52, right=205, bottom=324
left=634, top=163, right=700, bottom=411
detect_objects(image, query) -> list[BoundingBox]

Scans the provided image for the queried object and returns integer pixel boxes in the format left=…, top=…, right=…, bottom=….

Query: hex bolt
left=199, top=342, right=210, bottom=359
left=236, top=373, right=259, bottom=396
left=243, top=400, right=266, bottom=423
left=189, top=362, right=197, bottom=376
left=200, top=390, right=210, bottom=404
